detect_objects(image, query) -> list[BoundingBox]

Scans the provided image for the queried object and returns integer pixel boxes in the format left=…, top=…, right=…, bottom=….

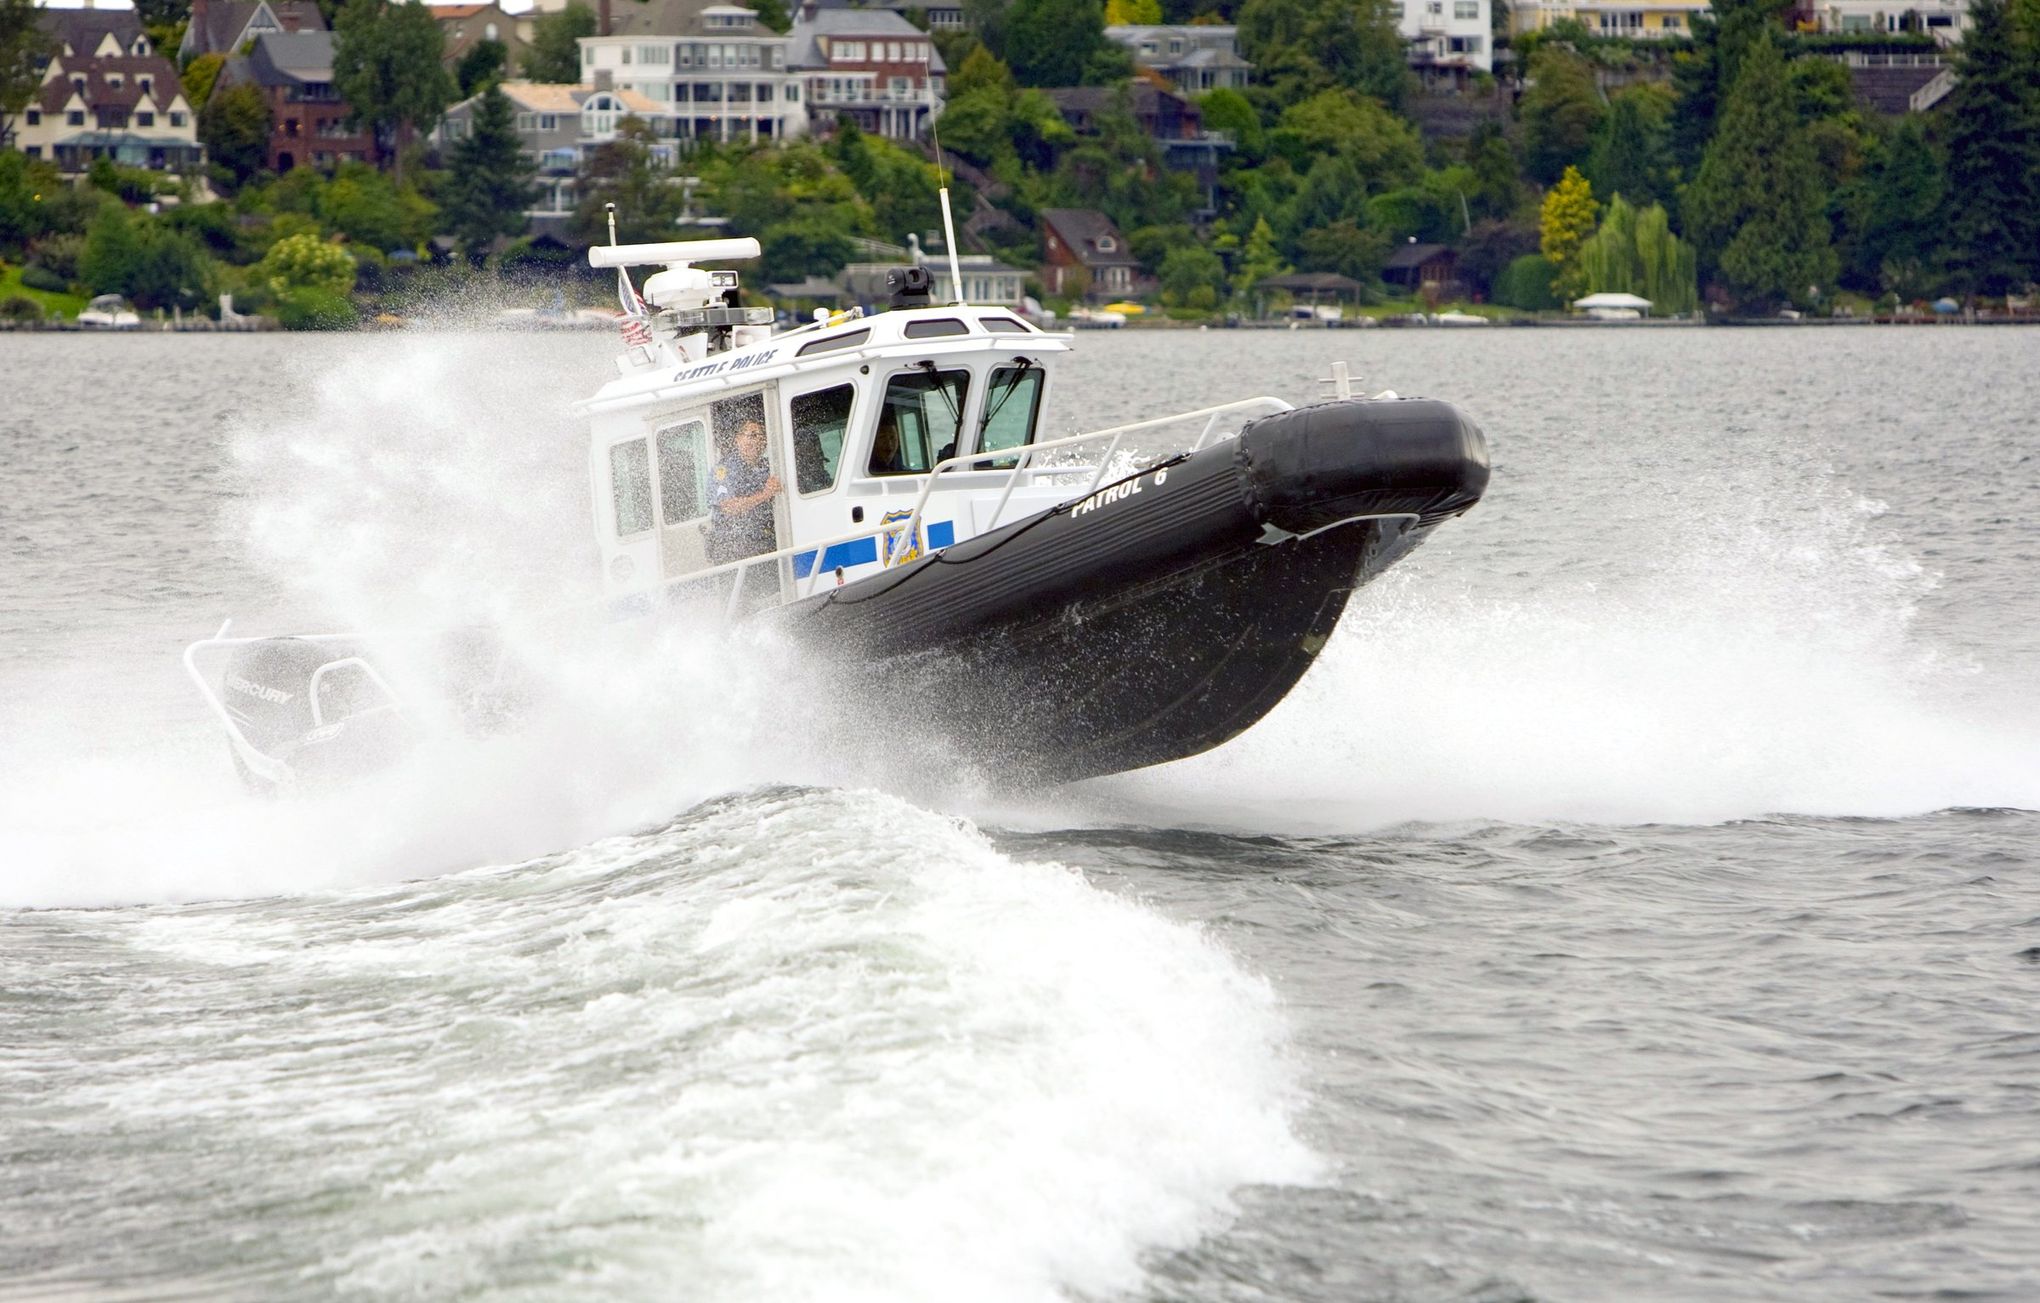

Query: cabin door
left=650, top=413, right=713, bottom=579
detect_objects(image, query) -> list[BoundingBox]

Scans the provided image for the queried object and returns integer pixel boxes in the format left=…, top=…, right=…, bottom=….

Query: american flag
left=619, top=316, right=652, bottom=347
left=616, top=265, right=652, bottom=347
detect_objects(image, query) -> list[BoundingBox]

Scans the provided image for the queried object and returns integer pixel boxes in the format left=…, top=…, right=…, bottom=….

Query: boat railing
left=890, top=394, right=1293, bottom=568
left=638, top=394, right=1293, bottom=614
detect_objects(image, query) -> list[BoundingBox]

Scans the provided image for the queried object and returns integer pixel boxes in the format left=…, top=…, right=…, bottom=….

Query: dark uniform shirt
left=708, top=452, right=775, bottom=563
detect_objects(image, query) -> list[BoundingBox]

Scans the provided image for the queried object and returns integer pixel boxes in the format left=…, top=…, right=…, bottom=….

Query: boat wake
left=2, top=787, right=1317, bottom=1300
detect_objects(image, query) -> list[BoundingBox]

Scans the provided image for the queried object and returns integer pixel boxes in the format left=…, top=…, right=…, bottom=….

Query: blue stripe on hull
left=792, top=534, right=880, bottom=578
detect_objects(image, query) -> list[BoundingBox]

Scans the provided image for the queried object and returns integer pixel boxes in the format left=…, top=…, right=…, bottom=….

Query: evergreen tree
left=456, top=39, right=508, bottom=97
left=1519, top=46, right=1605, bottom=185
left=1463, top=120, right=1521, bottom=222
left=1237, top=0, right=1406, bottom=110
left=1940, top=0, right=2040, bottom=294
left=199, top=82, right=274, bottom=189
left=1682, top=32, right=1836, bottom=309
left=333, top=0, right=457, bottom=179
left=1846, top=117, right=1945, bottom=292
left=1003, top=0, right=1110, bottom=87
left=443, top=85, right=537, bottom=261
left=523, top=3, right=596, bottom=82
left=1538, top=164, right=1596, bottom=300
left=1669, top=0, right=1794, bottom=178
left=1586, top=84, right=1675, bottom=214
left=572, top=118, right=689, bottom=245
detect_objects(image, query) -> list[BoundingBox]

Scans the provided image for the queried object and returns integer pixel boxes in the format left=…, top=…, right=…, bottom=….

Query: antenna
left=925, top=41, right=966, bottom=306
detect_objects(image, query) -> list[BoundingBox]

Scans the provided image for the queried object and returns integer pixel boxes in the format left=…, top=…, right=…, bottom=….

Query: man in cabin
left=707, top=417, right=781, bottom=564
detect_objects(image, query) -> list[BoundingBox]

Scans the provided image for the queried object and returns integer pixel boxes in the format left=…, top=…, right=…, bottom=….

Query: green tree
left=182, top=53, right=227, bottom=113
left=1463, top=120, right=1521, bottom=222
left=80, top=205, right=215, bottom=312
left=1939, top=0, right=2040, bottom=294
left=1237, top=0, right=1406, bottom=110
left=441, top=84, right=537, bottom=259
left=1845, top=117, right=1945, bottom=291
left=1198, top=87, right=1265, bottom=161
left=1106, top=0, right=1163, bottom=21
left=260, top=231, right=357, bottom=296
left=1004, top=0, right=1111, bottom=87
left=1295, top=219, right=1387, bottom=284
left=1520, top=45, right=1604, bottom=185
left=323, top=161, right=432, bottom=250
left=1576, top=193, right=1696, bottom=314
left=0, top=0, right=55, bottom=152
left=1270, top=89, right=1422, bottom=190
left=199, top=81, right=274, bottom=189
left=1158, top=243, right=1226, bottom=308
left=1538, top=163, right=1596, bottom=300
left=1586, top=83, right=1675, bottom=213
left=827, top=123, right=942, bottom=247
left=1669, top=0, right=1794, bottom=178
left=572, top=117, right=688, bottom=244
left=523, top=2, right=596, bottom=82
left=455, top=38, right=507, bottom=97
left=333, top=0, right=457, bottom=178
left=1683, top=31, right=1836, bottom=309
left=1231, top=213, right=1288, bottom=302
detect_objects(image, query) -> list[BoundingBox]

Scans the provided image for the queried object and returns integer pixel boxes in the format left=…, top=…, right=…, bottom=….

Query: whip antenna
left=925, top=42, right=965, bottom=305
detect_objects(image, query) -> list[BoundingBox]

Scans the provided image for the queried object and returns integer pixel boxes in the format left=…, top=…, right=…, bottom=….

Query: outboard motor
left=220, top=638, right=410, bottom=790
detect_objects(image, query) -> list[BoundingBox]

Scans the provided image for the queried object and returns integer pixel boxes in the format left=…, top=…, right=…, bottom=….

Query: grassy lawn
left=0, top=264, right=89, bottom=320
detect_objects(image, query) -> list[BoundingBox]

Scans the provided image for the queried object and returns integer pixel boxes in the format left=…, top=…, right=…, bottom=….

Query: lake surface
left=2, top=323, right=2037, bottom=1301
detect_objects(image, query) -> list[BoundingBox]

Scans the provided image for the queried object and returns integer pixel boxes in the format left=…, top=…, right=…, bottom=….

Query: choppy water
left=2, top=323, right=2037, bottom=1301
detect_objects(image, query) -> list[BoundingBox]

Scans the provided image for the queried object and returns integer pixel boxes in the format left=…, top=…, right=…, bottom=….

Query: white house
left=576, top=0, right=807, bottom=144
left=1397, top=0, right=1493, bottom=77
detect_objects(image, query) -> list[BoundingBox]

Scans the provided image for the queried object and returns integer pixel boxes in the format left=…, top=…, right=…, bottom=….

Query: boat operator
left=708, top=418, right=781, bottom=564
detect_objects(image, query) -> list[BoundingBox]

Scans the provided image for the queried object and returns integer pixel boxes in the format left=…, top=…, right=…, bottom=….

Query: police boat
left=186, top=228, right=1489, bottom=790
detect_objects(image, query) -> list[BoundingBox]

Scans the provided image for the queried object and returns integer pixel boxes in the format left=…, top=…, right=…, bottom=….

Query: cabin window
left=976, top=364, right=1044, bottom=464
left=870, top=368, right=970, bottom=476
left=609, top=438, right=654, bottom=536
left=656, top=419, right=710, bottom=524
left=979, top=316, right=1027, bottom=332
left=798, top=327, right=869, bottom=356
left=791, top=383, right=855, bottom=495
left=904, top=318, right=968, bottom=339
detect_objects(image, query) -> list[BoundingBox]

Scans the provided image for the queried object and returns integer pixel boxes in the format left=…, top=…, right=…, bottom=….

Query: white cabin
left=582, top=239, right=1080, bottom=609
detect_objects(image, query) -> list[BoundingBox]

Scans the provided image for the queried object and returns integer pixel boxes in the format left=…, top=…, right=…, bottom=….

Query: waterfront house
left=1044, top=84, right=1232, bottom=217
left=17, top=48, right=203, bottom=175
left=1507, top=0, right=1707, bottom=41
left=218, top=31, right=374, bottom=171
left=1398, top=0, right=1493, bottom=81
left=1103, top=24, right=1251, bottom=93
left=180, top=0, right=327, bottom=62
left=1383, top=242, right=1460, bottom=294
left=788, top=1, right=946, bottom=142
left=1039, top=208, right=1144, bottom=303
left=575, top=0, right=807, bottom=145
left=438, top=80, right=678, bottom=232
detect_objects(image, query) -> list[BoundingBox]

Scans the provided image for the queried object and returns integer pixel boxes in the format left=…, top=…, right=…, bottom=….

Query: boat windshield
left=870, top=368, right=970, bottom=475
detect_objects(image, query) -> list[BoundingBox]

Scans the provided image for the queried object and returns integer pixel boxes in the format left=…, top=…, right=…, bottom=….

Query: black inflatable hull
left=768, top=396, right=1489, bottom=784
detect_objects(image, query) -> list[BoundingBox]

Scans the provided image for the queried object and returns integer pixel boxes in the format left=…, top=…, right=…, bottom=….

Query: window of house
left=791, top=384, right=856, bottom=495
left=25, top=109, right=38, bottom=125
left=67, top=110, right=86, bottom=126
left=870, top=369, right=970, bottom=475
left=1454, top=0, right=1477, bottom=16
left=539, top=113, right=557, bottom=129
left=656, top=419, right=710, bottom=524
left=1096, top=235, right=1116, bottom=252
left=170, top=111, right=186, bottom=126
left=610, top=438, right=654, bottom=536
left=137, top=111, right=155, bottom=126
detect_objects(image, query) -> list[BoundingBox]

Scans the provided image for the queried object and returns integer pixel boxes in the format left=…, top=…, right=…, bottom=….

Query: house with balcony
left=16, top=49, right=203, bottom=175
left=438, top=81, right=678, bottom=231
left=1103, top=25, right=1251, bottom=93
left=217, top=31, right=374, bottom=171
left=1796, top=0, right=1970, bottom=40
left=1399, top=0, right=1494, bottom=79
left=788, top=3, right=945, bottom=141
left=1045, top=84, right=1232, bottom=217
left=180, top=0, right=327, bottom=62
left=1507, top=0, right=1710, bottom=40
left=575, top=0, right=807, bottom=144
left=1039, top=208, right=1144, bottom=303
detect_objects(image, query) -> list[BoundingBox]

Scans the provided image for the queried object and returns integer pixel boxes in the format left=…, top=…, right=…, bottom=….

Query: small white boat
left=187, top=227, right=1490, bottom=790
left=76, top=294, right=141, bottom=330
